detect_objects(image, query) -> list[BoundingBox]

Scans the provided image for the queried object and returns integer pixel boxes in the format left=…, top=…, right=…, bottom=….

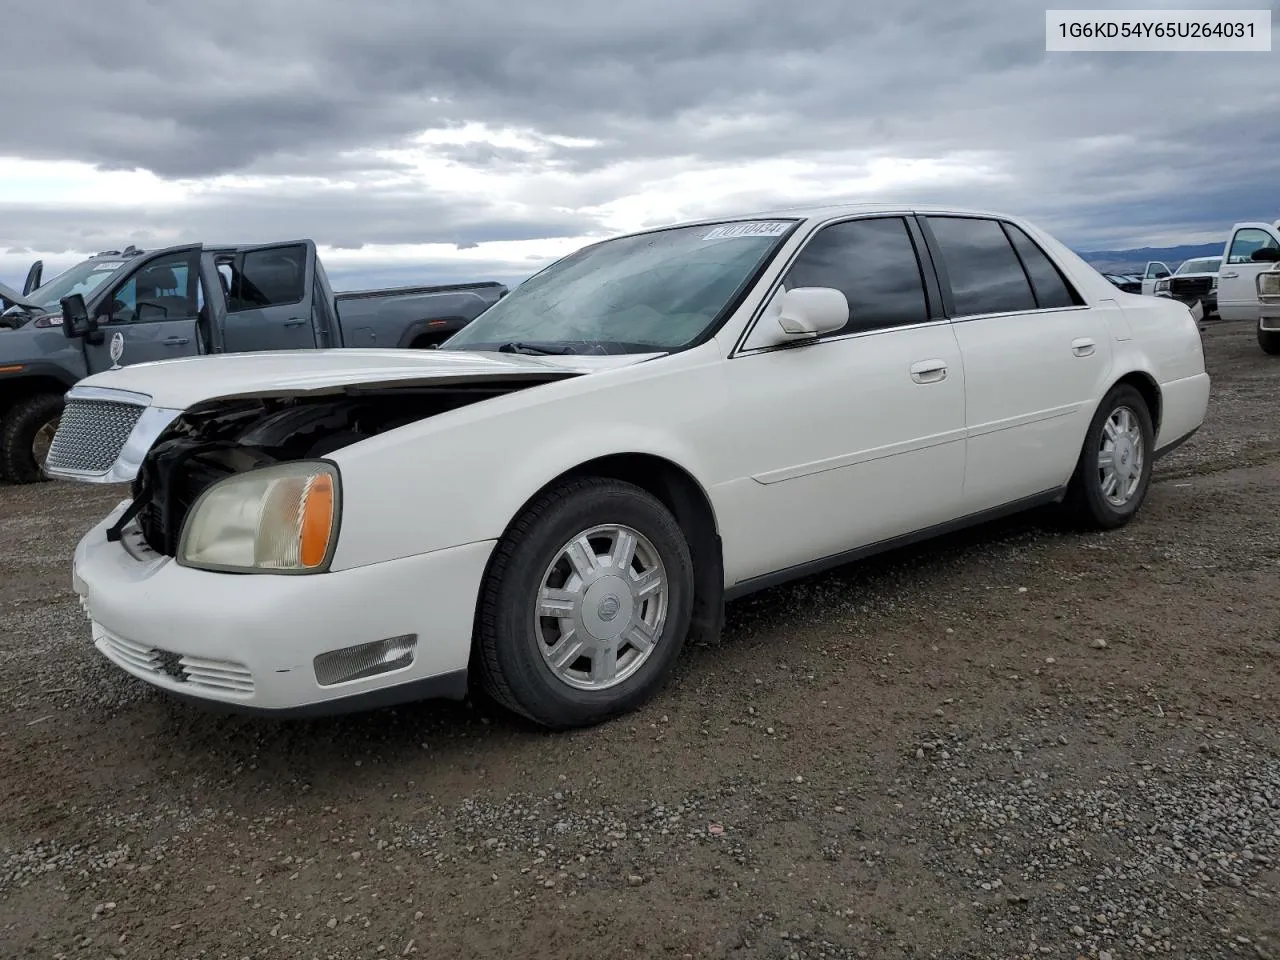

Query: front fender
left=327, top=348, right=727, bottom=571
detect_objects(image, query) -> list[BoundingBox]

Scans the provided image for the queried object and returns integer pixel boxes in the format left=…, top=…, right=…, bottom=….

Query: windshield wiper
left=495, top=341, right=577, bottom=356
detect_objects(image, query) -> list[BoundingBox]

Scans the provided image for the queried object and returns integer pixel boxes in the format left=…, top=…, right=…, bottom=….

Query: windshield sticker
left=702, top=221, right=793, bottom=241
left=92, top=262, right=125, bottom=272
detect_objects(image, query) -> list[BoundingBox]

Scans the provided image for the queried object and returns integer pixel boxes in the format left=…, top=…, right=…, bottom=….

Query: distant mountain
left=1074, top=242, right=1224, bottom=276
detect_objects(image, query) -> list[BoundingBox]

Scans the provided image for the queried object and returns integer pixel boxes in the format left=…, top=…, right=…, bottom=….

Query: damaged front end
left=47, top=378, right=570, bottom=559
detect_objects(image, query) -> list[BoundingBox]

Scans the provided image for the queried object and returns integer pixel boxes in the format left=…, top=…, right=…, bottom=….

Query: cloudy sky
left=2, top=0, right=1277, bottom=291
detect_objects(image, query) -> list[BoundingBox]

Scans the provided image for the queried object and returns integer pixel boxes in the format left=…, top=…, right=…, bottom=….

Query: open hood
left=0, top=279, right=43, bottom=312
left=75, top=347, right=663, bottom=411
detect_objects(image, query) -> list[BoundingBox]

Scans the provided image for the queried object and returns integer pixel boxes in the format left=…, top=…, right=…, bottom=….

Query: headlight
left=1155, top=279, right=1171, bottom=293
left=177, top=461, right=340, bottom=574
left=1211, top=277, right=1219, bottom=290
left=1258, top=271, right=1280, bottom=300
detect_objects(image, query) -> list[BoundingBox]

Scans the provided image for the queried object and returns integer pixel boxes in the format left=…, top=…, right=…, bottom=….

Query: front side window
left=441, top=219, right=798, bottom=354
left=1227, top=229, right=1279, bottom=265
left=105, top=253, right=197, bottom=323
left=927, top=216, right=1037, bottom=316
left=780, top=216, right=930, bottom=335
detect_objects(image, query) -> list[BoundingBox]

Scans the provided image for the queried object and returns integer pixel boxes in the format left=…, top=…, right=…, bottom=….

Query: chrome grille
left=45, top=398, right=145, bottom=475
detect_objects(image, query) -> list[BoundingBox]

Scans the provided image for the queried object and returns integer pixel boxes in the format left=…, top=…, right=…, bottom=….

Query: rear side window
left=224, top=245, right=307, bottom=312
left=782, top=216, right=930, bottom=335
left=1003, top=223, right=1082, bottom=309
left=927, top=216, right=1037, bottom=316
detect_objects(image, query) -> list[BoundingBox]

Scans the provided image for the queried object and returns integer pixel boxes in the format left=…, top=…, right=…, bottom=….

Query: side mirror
left=60, top=294, right=99, bottom=340
left=1250, top=247, right=1280, bottom=263
left=776, top=286, right=849, bottom=339
left=1154, top=269, right=1171, bottom=279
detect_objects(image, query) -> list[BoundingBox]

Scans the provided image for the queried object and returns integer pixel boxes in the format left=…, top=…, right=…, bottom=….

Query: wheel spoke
left=631, top=567, right=663, bottom=599
left=590, top=646, right=618, bottom=685
left=1103, top=417, right=1119, bottom=442
left=610, top=529, right=637, bottom=573
left=538, top=587, right=578, bottom=620
left=565, top=537, right=599, bottom=580
left=623, top=622, right=655, bottom=654
left=547, top=631, right=585, bottom=671
left=1101, top=470, right=1118, bottom=497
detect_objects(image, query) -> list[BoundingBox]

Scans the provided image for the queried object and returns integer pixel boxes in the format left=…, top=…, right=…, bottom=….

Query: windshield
left=440, top=219, right=799, bottom=354
left=1176, top=258, right=1221, bottom=275
left=25, top=258, right=129, bottom=312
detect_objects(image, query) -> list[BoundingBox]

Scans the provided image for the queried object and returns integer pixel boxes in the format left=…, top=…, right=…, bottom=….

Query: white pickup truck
left=1212, top=222, right=1280, bottom=345
left=1257, top=261, right=1280, bottom=355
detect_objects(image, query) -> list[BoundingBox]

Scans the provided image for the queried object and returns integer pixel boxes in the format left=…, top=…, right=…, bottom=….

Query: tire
left=0, top=392, right=65, bottom=484
left=1259, top=327, right=1280, bottom=356
left=473, top=476, right=695, bottom=730
left=1062, top=384, right=1155, bottom=531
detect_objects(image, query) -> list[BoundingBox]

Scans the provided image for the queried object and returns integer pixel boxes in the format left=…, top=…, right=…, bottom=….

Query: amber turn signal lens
left=299, top=472, right=335, bottom=568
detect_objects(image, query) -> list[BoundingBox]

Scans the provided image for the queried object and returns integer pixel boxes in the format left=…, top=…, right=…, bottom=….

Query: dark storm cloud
left=0, top=0, right=1275, bottom=252
left=0, top=188, right=600, bottom=255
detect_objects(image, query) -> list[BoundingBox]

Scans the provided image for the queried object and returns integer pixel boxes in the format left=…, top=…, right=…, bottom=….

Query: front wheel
left=0, top=392, right=65, bottom=484
left=1259, top=327, right=1280, bottom=356
left=473, top=477, right=695, bottom=729
left=1062, top=384, right=1155, bottom=530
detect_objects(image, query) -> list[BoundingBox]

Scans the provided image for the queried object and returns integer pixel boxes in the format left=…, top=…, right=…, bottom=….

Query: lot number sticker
left=702, top=221, right=793, bottom=241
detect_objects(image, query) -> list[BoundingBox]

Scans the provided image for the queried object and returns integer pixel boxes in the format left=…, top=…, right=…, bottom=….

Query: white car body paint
left=53, top=203, right=1211, bottom=716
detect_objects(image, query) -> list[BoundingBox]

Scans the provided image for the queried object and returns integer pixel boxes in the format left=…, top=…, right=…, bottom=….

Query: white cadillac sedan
left=46, top=204, right=1210, bottom=729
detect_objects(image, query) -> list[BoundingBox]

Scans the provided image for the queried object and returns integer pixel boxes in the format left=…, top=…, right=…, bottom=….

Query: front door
left=717, top=214, right=968, bottom=585
left=1217, top=227, right=1280, bottom=321
left=922, top=215, right=1115, bottom=513
left=1141, top=261, right=1171, bottom=296
left=218, top=241, right=319, bottom=352
left=83, top=247, right=203, bottom=373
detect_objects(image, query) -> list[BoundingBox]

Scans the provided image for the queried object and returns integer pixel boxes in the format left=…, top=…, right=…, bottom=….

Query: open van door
left=23, top=259, right=43, bottom=296
left=1141, top=261, right=1171, bottom=296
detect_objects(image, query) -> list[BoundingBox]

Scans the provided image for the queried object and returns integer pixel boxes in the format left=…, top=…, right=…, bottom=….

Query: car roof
left=616, top=203, right=1026, bottom=241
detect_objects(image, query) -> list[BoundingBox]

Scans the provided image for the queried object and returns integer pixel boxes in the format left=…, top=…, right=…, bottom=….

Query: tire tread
left=0, top=392, right=64, bottom=484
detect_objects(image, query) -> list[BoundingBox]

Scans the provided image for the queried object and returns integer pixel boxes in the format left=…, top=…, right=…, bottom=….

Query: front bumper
left=72, top=501, right=495, bottom=716
left=1156, top=290, right=1217, bottom=313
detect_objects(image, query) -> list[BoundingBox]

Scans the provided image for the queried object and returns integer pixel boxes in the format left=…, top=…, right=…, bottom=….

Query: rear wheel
left=1259, top=327, right=1280, bottom=355
left=473, top=477, right=694, bottom=729
left=1062, top=384, right=1155, bottom=530
left=0, top=393, right=64, bottom=484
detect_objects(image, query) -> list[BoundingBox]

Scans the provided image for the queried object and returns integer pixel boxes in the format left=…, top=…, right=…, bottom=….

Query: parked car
left=1154, top=256, right=1222, bottom=318
left=0, top=241, right=507, bottom=482
left=1213, top=220, right=1280, bottom=325
left=1102, top=273, right=1142, bottom=294
left=47, top=204, right=1210, bottom=729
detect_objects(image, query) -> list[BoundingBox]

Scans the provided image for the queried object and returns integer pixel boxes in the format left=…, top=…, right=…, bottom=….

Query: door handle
left=162, top=337, right=190, bottom=346
left=909, top=359, right=948, bottom=383
left=1220, top=271, right=1239, bottom=279
left=1072, top=337, right=1095, bottom=357
left=283, top=318, right=307, bottom=327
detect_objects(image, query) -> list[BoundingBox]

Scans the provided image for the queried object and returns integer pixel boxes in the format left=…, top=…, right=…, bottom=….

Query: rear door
left=922, top=215, right=1114, bottom=514
left=82, top=246, right=205, bottom=373
left=218, top=240, right=319, bottom=352
left=1218, top=227, right=1280, bottom=321
left=1141, top=261, right=1171, bottom=295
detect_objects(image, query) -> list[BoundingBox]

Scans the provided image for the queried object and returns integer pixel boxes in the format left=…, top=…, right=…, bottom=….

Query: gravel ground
left=1, top=319, right=1278, bottom=960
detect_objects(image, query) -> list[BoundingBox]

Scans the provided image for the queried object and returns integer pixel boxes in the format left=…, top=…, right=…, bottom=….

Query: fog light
left=313, top=635, right=417, bottom=687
